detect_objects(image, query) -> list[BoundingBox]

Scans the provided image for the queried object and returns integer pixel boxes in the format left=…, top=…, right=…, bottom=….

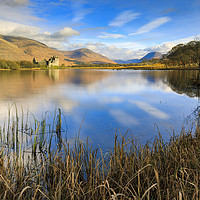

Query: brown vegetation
left=61, top=48, right=116, bottom=64
left=0, top=108, right=199, bottom=199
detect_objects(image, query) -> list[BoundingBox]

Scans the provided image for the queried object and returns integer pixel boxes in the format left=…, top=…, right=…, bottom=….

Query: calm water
left=0, top=69, right=199, bottom=150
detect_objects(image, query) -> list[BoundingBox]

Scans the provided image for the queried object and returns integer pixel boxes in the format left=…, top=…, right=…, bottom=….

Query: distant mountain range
left=114, top=59, right=140, bottom=64
left=140, top=52, right=163, bottom=61
left=0, top=35, right=165, bottom=66
left=114, top=52, right=163, bottom=64
left=0, top=35, right=115, bottom=65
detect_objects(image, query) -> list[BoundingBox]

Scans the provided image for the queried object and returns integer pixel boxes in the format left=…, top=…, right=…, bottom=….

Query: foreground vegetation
left=0, top=59, right=40, bottom=69
left=0, top=108, right=199, bottom=199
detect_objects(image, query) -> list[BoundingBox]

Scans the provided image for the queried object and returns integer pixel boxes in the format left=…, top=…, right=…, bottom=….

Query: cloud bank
left=0, top=0, right=29, bottom=7
left=65, top=42, right=147, bottom=60
left=0, top=20, right=80, bottom=49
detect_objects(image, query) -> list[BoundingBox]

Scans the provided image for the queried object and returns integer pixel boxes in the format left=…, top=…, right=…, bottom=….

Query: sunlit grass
left=0, top=62, right=199, bottom=70
left=68, top=63, right=200, bottom=70
left=0, top=108, right=199, bottom=199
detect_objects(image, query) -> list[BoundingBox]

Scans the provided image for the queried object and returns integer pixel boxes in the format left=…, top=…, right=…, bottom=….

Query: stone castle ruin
left=33, top=56, right=59, bottom=67
left=46, top=56, right=59, bottom=67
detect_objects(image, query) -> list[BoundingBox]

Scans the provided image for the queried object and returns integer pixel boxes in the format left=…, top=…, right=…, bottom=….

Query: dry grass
left=69, top=62, right=200, bottom=70
left=0, top=108, right=199, bottom=199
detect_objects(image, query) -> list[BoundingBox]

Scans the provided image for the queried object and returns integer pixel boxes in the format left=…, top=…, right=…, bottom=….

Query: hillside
left=166, top=41, right=200, bottom=68
left=61, top=48, right=115, bottom=64
left=140, top=52, right=163, bottom=61
left=0, top=35, right=75, bottom=66
left=0, top=36, right=33, bottom=61
left=0, top=35, right=115, bottom=66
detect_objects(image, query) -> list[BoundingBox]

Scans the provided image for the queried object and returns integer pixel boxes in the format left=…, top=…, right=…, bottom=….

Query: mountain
left=114, top=52, right=162, bottom=64
left=0, top=36, right=33, bottom=61
left=61, top=48, right=115, bottom=64
left=0, top=35, right=115, bottom=65
left=140, top=52, right=163, bottom=61
left=114, top=59, right=140, bottom=64
left=0, top=35, right=76, bottom=66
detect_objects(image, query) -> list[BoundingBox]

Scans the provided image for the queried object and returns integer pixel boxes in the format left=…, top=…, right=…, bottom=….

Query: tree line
left=164, top=39, right=200, bottom=68
left=0, top=59, right=39, bottom=69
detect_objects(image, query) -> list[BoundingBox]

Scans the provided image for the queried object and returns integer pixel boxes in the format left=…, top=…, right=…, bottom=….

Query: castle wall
left=34, top=56, right=59, bottom=67
left=47, top=56, right=59, bottom=67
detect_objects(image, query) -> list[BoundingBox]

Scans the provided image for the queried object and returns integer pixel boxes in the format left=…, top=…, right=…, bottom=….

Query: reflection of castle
left=47, top=69, right=60, bottom=82
left=33, top=56, right=59, bottom=67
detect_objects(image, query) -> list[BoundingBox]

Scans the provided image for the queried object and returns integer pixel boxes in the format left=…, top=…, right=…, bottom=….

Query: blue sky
left=0, top=0, right=200, bottom=59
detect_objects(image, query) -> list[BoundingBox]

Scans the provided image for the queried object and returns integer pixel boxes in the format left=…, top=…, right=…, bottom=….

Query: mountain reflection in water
left=0, top=69, right=199, bottom=150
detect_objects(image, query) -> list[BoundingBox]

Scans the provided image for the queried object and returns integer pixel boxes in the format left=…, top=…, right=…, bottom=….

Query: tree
left=0, top=60, right=8, bottom=69
left=19, top=60, right=37, bottom=68
left=7, top=61, right=20, bottom=69
left=167, top=40, right=200, bottom=68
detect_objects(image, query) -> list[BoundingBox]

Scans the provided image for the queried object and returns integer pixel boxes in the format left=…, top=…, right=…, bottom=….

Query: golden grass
left=67, top=63, right=166, bottom=70
left=0, top=108, right=199, bottom=199
left=68, top=63, right=200, bottom=70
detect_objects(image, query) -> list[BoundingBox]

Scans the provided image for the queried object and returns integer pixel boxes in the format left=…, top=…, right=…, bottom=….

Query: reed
left=0, top=108, right=199, bottom=199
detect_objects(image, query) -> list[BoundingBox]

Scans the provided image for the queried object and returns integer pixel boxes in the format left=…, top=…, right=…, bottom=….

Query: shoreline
left=68, top=66, right=200, bottom=70
left=0, top=65, right=199, bottom=71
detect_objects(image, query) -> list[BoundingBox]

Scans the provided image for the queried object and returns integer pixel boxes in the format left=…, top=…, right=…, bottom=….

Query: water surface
left=0, top=69, right=199, bottom=150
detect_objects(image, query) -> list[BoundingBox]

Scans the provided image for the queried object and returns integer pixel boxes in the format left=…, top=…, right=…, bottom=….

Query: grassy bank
left=69, top=64, right=200, bottom=70
left=0, top=108, right=199, bottom=199
left=1, top=58, right=200, bottom=71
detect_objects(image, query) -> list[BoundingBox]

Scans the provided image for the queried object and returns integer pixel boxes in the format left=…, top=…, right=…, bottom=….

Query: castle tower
left=47, top=56, right=59, bottom=67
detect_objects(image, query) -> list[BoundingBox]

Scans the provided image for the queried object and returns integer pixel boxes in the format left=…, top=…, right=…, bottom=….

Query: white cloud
left=131, top=101, right=169, bottom=120
left=0, top=0, right=39, bottom=24
left=69, top=0, right=92, bottom=22
left=0, top=20, right=80, bottom=49
left=144, top=35, right=200, bottom=54
left=0, top=20, right=40, bottom=36
left=109, top=109, right=139, bottom=126
left=72, top=9, right=92, bottom=22
left=129, top=17, right=170, bottom=35
left=112, top=42, right=145, bottom=49
left=109, top=10, right=140, bottom=27
left=172, top=35, right=200, bottom=44
left=103, top=97, right=124, bottom=103
left=144, top=42, right=175, bottom=54
left=52, top=33, right=200, bottom=60
left=65, top=42, right=147, bottom=60
left=57, top=99, right=79, bottom=112
left=0, top=0, right=28, bottom=7
left=98, top=32, right=126, bottom=39
left=34, top=28, right=80, bottom=49
left=99, top=34, right=200, bottom=59
left=0, top=5, right=40, bottom=23
left=52, top=27, right=80, bottom=38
